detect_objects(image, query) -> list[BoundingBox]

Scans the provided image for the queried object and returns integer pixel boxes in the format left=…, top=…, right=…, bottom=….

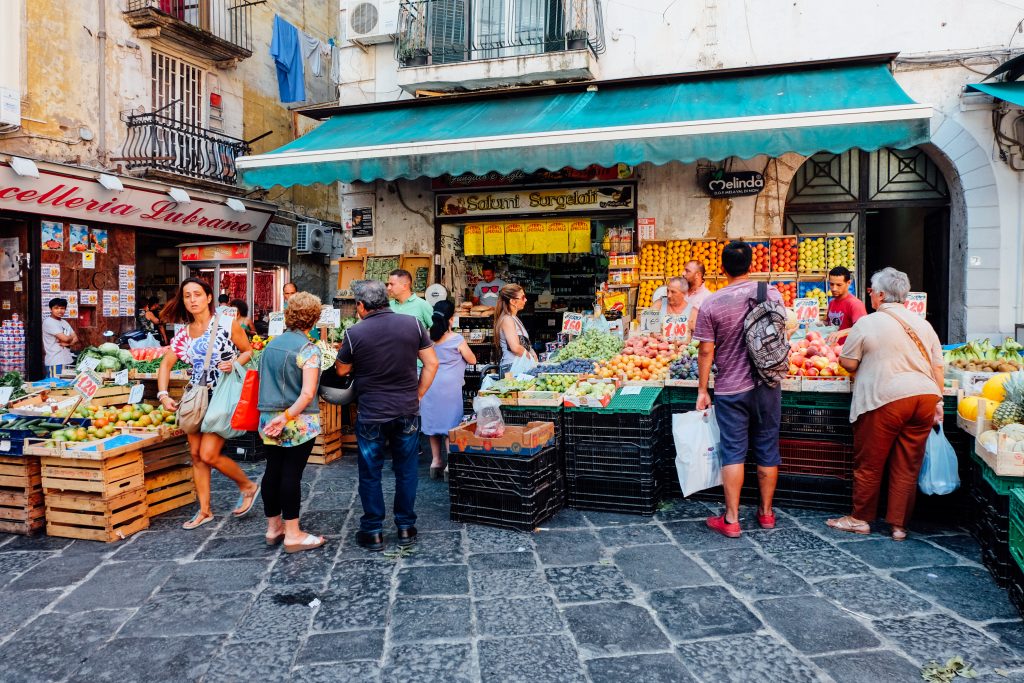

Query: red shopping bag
left=231, top=369, right=260, bottom=431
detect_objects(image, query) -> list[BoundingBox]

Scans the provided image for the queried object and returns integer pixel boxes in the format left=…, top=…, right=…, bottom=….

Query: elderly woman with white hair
left=826, top=267, right=945, bottom=541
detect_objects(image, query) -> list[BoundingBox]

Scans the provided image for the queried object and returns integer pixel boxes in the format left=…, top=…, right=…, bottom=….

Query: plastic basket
left=223, top=432, right=267, bottom=462
left=565, top=387, right=663, bottom=415
left=777, top=439, right=854, bottom=480
left=1009, top=493, right=1024, bottom=575
left=778, top=405, right=853, bottom=442
left=447, top=445, right=560, bottom=497
left=566, top=474, right=662, bottom=516
left=564, top=408, right=666, bottom=479
left=449, top=474, right=564, bottom=532
left=780, top=392, right=852, bottom=411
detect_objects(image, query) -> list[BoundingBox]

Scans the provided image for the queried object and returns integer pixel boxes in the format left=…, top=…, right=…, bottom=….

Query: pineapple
left=992, top=372, right=1024, bottom=429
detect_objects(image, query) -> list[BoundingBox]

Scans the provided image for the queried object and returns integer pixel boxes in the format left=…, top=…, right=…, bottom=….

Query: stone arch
left=752, top=152, right=807, bottom=236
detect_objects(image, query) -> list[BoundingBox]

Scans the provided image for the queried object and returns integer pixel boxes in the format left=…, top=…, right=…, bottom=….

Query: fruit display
left=692, top=240, right=722, bottom=276
left=550, top=331, right=623, bottom=362
left=786, top=331, right=849, bottom=377
left=748, top=242, right=770, bottom=273
left=979, top=424, right=1024, bottom=453
left=827, top=235, right=856, bottom=270
left=773, top=282, right=797, bottom=306
left=770, top=237, right=798, bottom=273
left=638, top=279, right=664, bottom=309
left=992, top=372, right=1024, bottom=429
left=798, top=282, right=828, bottom=310
left=665, top=240, right=692, bottom=277
left=593, top=334, right=685, bottom=381
left=534, top=374, right=580, bottom=392
left=669, top=340, right=702, bottom=380
left=534, top=359, right=596, bottom=375
left=129, top=347, right=168, bottom=362
left=959, top=395, right=998, bottom=423
left=944, top=338, right=1023, bottom=372
left=640, top=242, right=667, bottom=276
left=798, top=236, right=827, bottom=273
left=564, top=379, right=617, bottom=401
left=71, top=402, right=177, bottom=429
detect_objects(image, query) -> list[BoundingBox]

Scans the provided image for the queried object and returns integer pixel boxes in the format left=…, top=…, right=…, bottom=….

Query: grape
left=550, top=331, right=624, bottom=362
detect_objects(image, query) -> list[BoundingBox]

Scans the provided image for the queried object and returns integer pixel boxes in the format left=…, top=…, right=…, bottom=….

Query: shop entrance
left=785, top=147, right=952, bottom=341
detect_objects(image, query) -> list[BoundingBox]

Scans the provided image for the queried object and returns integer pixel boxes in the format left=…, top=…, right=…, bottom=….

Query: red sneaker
left=706, top=515, right=742, bottom=538
left=758, top=511, right=776, bottom=530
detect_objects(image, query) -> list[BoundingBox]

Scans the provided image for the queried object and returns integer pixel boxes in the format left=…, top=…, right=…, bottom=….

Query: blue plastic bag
left=919, top=424, right=960, bottom=495
left=200, top=362, right=247, bottom=440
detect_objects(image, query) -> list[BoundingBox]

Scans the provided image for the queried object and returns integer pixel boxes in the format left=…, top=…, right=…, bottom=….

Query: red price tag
left=662, top=314, right=689, bottom=340
left=561, top=312, right=584, bottom=336
left=792, top=298, right=819, bottom=323
left=904, top=292, right=927, bottom=318
left=73, top=371, right=101, bottom=400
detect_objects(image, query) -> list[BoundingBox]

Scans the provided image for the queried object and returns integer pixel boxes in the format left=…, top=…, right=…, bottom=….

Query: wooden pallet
left=41, top=450, right=145, bottom=499
left=145, top=465, right=195, bottom=517
left=309, top=431, right=343, bottom=465
left=44, top=486, right=148, bottom=542
left=0, top=455, right=45, bottom=535
left=142, top=435, right=191, bottom=474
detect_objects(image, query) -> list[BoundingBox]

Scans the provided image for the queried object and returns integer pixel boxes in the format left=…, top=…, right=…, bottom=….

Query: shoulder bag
left=178, top=315, right=221, bottom=435
left=880, top=308, right=933, bottom=368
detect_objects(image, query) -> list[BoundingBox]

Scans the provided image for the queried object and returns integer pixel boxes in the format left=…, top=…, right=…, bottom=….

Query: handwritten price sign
left=639, top=309, right=662, bottom=335
left=73, top=371, right=101, bottom=401
left=662, top=314, right=690, bottom=340
left=904, top=292, right=927, bottom=318
left=792, top=298, right=820, bottom=323
left=561, top=312, right=584, bottom=336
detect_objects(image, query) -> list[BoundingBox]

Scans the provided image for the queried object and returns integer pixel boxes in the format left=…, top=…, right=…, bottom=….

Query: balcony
left=123, top=0, right=254, bottom=64
left=120, top=111, right=251, bottom=189
left=395, top=0, right=605, bottom=93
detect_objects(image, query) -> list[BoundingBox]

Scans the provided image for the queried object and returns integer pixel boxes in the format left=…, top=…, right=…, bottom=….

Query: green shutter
left=429, top=0, right=467, bottom=64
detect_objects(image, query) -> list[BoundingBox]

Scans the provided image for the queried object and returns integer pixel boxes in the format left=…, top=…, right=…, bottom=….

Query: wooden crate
left=145, top=465, right=195, bottom=517
left=139, top=378, right=188, bottom=402
left=0, top=455, right=45, bottom=535
left=89, top=385, right=133, bottom=408
left=320, top=401, right=343, bottom=434
left=44, top=487, right=148, bottom=542
left=142, top=435, right=191, bottom=474
left=41, top=450, right=145, bottom=499
left=309, top=431, right=343, bottom=465
left=342, top=433, right=358, bottom=452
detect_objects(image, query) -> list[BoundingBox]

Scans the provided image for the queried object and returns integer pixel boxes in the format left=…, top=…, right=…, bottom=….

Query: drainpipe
left=97, top=0, right=107, bottom=163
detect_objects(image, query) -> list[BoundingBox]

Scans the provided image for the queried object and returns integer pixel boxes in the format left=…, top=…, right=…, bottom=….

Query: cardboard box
left=448, top=421, right=555, bottom=455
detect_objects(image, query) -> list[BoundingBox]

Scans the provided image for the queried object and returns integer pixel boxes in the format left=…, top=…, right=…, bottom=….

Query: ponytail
left=429, top=300, right=455, bottom=342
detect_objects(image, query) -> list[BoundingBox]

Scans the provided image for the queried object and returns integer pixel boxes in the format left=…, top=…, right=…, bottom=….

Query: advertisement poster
left=503, top=222, right=526, bottom=254
left=523, top=221, right=547, bottom=254
left=483, top=222, right=505, bottom=255
left=90, top=227, right=108, bottom=254
left=0, top=236, right=18, bottom=282
left=41, top=221, right=64, bottom=251
left=350, top=207, right=373, bottom=240
left=69, top=224, right=91, bottom=252
left=79, top=290, right=98, bottom=305
left=82, top=251, right=95, bottom=269
left=568, top=219, right=591, bottom=253
left=542, top=220, right=570, bottom=253
left=462, top=224, right=483, bottom=256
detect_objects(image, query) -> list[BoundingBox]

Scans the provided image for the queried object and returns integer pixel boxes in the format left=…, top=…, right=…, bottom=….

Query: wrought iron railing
left=396, top=0, right=605, bottom=67
left=120, top=111, right=251, bottom=185
left=125, top=0, right=254, bottom=53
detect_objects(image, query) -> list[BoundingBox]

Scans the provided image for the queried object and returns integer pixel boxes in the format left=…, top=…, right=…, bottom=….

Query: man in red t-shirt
left=825, top=266, right=867, bottom=345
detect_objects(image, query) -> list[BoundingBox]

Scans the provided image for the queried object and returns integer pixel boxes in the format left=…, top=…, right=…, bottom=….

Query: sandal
left=182, top=511, right=214, bottom=530
left=233, top=484, right=261, bottom=517
left=284, top=533, right=326, bottom=554
left=265, top=533, right=285, bottom=546
left=825, top=516, right=871, bottom=535
left=891, top=527, right=908, bottom=542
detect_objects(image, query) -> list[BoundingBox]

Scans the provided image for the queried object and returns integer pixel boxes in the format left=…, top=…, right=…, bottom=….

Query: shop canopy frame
left=237, top=54, right=931, bottom=188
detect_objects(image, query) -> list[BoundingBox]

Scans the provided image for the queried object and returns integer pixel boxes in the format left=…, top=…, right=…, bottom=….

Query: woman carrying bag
left=157, top=277, right=260, bottom=530
left=494, top=283, right=535, bottom=377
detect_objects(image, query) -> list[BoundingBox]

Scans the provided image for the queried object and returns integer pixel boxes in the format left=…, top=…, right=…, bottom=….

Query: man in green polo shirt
left=387, top=269, right=433, bottom=330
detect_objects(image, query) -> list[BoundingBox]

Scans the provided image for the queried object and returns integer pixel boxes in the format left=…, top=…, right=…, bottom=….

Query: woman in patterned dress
left=156, top=278, right=260, bottom=529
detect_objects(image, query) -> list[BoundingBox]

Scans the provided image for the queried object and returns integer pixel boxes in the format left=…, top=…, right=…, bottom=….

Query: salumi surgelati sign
left=436, top=185, right=635, bottom=217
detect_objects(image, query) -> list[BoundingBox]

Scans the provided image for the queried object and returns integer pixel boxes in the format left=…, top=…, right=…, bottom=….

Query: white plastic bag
left=472, top=394, right=505, bottom=438
left=509, top=351, right=538, bottom=378
left=128, top=333, right=161, bottom=349
left=919, top=424, right=960, bottom=495
left=673, top=408, right=723, bottom=497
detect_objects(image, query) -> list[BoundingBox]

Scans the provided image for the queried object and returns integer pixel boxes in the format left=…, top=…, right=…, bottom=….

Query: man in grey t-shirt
left=472, top=262, right=505, bottom=307
left=42, top=297, right=77, bottom=378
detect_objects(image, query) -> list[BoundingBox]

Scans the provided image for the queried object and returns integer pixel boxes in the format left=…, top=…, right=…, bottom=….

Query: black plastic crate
left=501, top=407, right=562, bottom=448
left=223, top=432, right=267, bottom=462
left=566, top=474, right=662, bottom=516
left=1009, top=558, right=1024, bottom=618
left=778, top=406, right=853, bottom=442
left=777, top=439, right=854, bottom=480
left=565, top=409, right=665, bottom=478
left=448, top=445, right=560, bottom=497
left=449, top=474, right=564, bottom=531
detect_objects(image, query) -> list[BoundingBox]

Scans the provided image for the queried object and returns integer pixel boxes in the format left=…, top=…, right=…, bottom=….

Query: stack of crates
left=661, top=386, right=703, bottom=497
left=502, top=405, right=565, bottom=479
left=967, top=451, right=1024, bottom=586
left=1008, top=489, right=1024, bottom=615
left=564, top=387, right=665, bottom=515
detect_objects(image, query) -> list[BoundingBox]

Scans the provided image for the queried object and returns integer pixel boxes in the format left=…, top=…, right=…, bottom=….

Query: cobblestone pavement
left=2, top=454, right=1023, bottom=683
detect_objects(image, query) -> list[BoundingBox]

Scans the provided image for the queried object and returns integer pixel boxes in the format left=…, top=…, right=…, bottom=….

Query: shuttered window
left=427, top=0, right=564, bottom=63
left=151, top=51, right=204, bottom=126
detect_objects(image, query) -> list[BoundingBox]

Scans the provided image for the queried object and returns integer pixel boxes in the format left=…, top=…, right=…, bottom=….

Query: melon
left=982, top=373, right=1013, bottom=402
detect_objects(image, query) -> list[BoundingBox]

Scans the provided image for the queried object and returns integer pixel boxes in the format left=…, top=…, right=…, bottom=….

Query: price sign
left=620, top=386, right=642, bottom=396
left=662, top=313, right=690, bottom=340
left=904, top=292, right=927, bottom=318
left=73, top=371, right=101, bottom=401
left=113, top=369, right=129, bottom=386
left=318, top=306, right=341, bottom=329
left=268, top=312, right=286, bottom=337
left=0, top=386, right=13, bottom=406
left=561, top=312, right=584, bottom=336
left=792, top=298, right=820, bottom=323
left=218, top=306, right=238, bottom=328
left=638, top=217, right=656, bottom=242
left=79, top=356, right=100, bottom=372
left=639, top=309, right=662, bottom=335
left=128, top=383, right=145, bottom=404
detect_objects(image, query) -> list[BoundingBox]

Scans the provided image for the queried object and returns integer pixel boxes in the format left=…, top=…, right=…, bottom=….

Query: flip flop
left=891, top=528, right=908, bottom=542
left=182, top=511, right=214, bottom=530
left=284, top=534, right=326, bottom=554
left=265, top=533, right=285, bottom=546
left=233, top=484, right=261, bottom=517
left=825, top=516, right=871, bottom=535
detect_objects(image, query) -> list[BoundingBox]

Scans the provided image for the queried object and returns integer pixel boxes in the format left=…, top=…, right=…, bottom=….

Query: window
left=151, top=50, right=204, bottom=127
left=423, top=0, right=566, bottom=63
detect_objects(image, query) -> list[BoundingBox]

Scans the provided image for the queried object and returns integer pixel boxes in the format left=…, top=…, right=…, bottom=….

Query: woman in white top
left=494, top=283, right=535, bottom=376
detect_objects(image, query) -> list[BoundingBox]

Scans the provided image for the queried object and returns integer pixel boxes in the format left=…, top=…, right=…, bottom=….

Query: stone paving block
left=299, top=629, right=385, bottom=663
left=399, top=530, right=465, bottom=566
left=214, top=510, right=270, bottom=537
left=0, top=535, right=73, bottom=552
left=663, top=520, right=755, bottom=551
left=67, top=634, right=224, bottom=683
left=390, top=596, right=472, bottom=642
left=649, top=586, right=762, bottom=641
left=892, top=566, right=1019, bottom=621
left=478, top=635, right=586, bottom=683
left=270, top=547, right=338, bottom=586
left=837, top=538, right=958, bottom=569
left=201, top=639, right=298, bottom=683
left=300, top=509, right=350, bottom=537
left=545, top=565, right=636, bottom=603
left=111, top=528, right=213, bottom=561
left=291, top=662, right=380, bottom=683
left=54, top=560, right=175, bottom=611
left=654, top=498, right=713, bottom=522
left=161, top=558, right=272, bottom=593
left=926, top=533, right=983, bottom=563
left=613, top=544, right=714, bottom=590
left=466, top=525, right=536, bottom=553
left=749, top=527, right=834, bottom=553
left=676, top=633, right=824, bottom=683
left=145, top=514, right=194, bottom=531
left=772, top=546, right=871, bottom=579
left=563, top=601, right=671, bottom=658
left=468, top=551, right=537, bottom=571
left=988, top=621, right=1024, bottom=652
left=397, top=564, right=470, bottom=596
left=304, top=488, right=356, bottom=512
left=587, top=653, right=697, bottom=683
left=699, top=548, right=812, bottom=597
left=542, top=507, right=591, bottom=529
left=816, top=574, right=934, bottom=618
left=533, top=529, right=604, bottom=566
left=315, top=564, right=392, bottom=632
left=233, top=586, right=319, bottom=641
left=475, top=595, right=565, bottom=637
left=876, top=614, right=1023, bottom=669
left=198, top=535, right=281, bottom=559
left=597, top=523, right=671, bottom=547
left=4, top=552, right=100, bottom=591
left=470, top=569, right=551, bottom=598
left=0, top=609, right=133, bottom=683
left=812, top=650, right=921, bottom=683
left=756, top=596, right=880, bottom=654
left=0, top=589, right=59, bottom=638
left=583, top=510, right=656, bottom=527
left=123, top=591, right=251, bottom=636
left=0, top=551, right=52, bottom=589
left=382, top=643, right=474, bottom=683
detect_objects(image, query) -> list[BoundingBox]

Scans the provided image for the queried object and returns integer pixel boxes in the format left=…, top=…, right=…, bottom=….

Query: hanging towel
left=301, top=31, right=323, bottom=78
left=330, top=44, right=342, bottom=85
left=270, top=15, right=305, bottom=103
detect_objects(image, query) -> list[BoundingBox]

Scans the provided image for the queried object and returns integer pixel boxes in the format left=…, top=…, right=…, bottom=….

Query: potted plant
left=566, top=29, right=588, bottom=50
left=399, top=45, right=429, bottom=67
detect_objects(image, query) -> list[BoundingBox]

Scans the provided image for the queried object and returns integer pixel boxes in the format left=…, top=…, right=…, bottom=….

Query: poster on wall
left=350, top=207, right=373, bottom=240
left=542, top=220, right=570, bottom=253
left=102, top=290, right=120, bottom=317
left=483, top=222, right=505, bottom=255
left=0, top=237, right=19, bottom=282
left=463, top=224, right=483, bottom=256
left=60, top=291, right=78, bottom=319
left=69, top=224, right=91, bottom=252
left=568, top=219, right=591, bottom=253
left=523, top=221, right=547, bottom=254
left=41, top=221, right=64, bottom=251
left=90, top=228, right=108, bottom=254
left=503, top=222, right=526, bottom=254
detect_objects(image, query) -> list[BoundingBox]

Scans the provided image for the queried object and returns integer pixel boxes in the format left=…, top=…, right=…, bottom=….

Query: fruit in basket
left=641, top=242, right=667, bottom=275
left=550, top=331, right=623, bottom=362
left=786, top=331, right=848, bottom=377
left=982, top=373, right=1013, bottom=403
left=750, top=243, right=770, bottom=273
left=803, top=287, right=828, bottom=309
left=827, top=235, right=856, bottom=269
left=958, top=395, right=998, bottom=422
left=638, top=279, right=664, bottom=309
left=798, top=237, right=826, bottom=272
left=666, top=240, right=692, bottom=276
left=774, top=282, right=796, bottom=306
left=669, top=340, right=701, bottom=380
left=535, top=374, right=579, bottom=392
left=770, top=238, right=798, bottom=272
left=991, top=372, right=1024, bottom=428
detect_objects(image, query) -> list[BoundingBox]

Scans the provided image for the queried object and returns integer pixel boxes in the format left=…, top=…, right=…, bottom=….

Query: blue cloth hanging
left=270, top=14, right=305, bottom=103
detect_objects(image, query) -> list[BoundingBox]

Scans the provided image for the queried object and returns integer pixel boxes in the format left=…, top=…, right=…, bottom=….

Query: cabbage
left=98, top=342, right=120, bottom=356
left=98, top=356, right=121, bottom=371
left=117, top=349, right=134, bottom=366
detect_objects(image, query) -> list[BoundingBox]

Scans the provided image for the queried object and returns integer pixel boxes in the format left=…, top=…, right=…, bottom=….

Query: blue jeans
left=356, top=415, right=420, bottom=533
left=714, top=383, right=782, bottom=467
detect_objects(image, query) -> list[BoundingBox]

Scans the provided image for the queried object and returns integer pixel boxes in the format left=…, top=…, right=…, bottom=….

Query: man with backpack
left=694, top=241, right=789, bottom=538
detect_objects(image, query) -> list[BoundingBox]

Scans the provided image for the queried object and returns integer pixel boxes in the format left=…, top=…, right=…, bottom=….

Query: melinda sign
left=0, top=164, right=274, bottom=239
left=436, top=184, right=634, bottom=218
left=704, top=171, right=765, bottom=198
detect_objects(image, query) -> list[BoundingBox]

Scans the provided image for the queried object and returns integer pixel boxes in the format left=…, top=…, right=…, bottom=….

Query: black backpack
left=742, top=281, right=790, bottom=387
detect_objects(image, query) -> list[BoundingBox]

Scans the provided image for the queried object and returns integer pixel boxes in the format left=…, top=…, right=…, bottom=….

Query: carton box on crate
left=448, top=421, right=555, bottom=456
left=0, top=455, right=45, bottom=535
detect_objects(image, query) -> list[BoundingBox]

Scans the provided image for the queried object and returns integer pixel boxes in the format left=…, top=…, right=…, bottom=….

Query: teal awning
left=237, top=62, right=931, bottom=187
left=967, top=81, right=1024, bottom=108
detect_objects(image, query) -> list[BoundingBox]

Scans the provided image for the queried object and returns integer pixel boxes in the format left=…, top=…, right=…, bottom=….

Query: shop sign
left=73, top=371, right=101, bottom=400
left=0, top=163, right=273, bottom=239
left=433, top=164, right=633, bottom=190
left=704, top=170, right=765, bottom=198
left=181, top=243, right=250, bottom=262
left=904, top=292, right=927, bottom=318
left=436, top=185, right=634, bottom=218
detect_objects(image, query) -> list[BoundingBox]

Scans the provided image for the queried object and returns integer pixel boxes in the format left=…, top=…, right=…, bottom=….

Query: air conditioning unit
left=296, top=223, right=332, bottom=255
left=342, top=0, right=399, bottom=45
